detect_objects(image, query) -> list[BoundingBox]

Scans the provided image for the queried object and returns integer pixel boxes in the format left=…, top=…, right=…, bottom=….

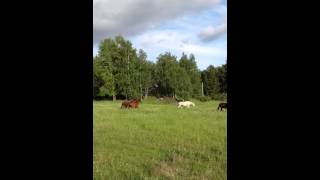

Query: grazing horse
left=121, top=98, right=142, bottom=109
left=217, top=102, right=227, bottom=111
left=178, top=101, right=195, bottom=108
left=121, top=100, right=131, bottom=109
left=129, top=99, right=141, bottom=108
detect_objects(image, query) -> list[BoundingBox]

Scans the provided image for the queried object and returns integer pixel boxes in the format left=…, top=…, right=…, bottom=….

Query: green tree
left=154, top=52, right=193, bottom=99
left=202, top=65, right=220, bottom=98
left=216, top=63, right=227, bottom=93
left=174, top=66, right=192, bottom=100
left=154, top=52, right=179, bottom=97
left=93, top=35, right=226, bottom=101
left=95, top=39, right=116, bottom=100
left=179, top=53, right=202, bottom=98
left=93, top=56, right=103, bottom=99
left=112, top=35, right=140, bottom=99
left=93, top=59, right=115, bottom=100
left=137, top=49, right=154, bottom=99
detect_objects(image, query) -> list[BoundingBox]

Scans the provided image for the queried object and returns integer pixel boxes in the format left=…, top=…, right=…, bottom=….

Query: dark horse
left=121, top=98, right=141, bottom=109
left=217, top=102, right=227, bottom=111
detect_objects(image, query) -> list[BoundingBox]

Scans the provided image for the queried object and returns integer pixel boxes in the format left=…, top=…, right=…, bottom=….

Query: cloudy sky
left=93, top=0, right=227, bottom=70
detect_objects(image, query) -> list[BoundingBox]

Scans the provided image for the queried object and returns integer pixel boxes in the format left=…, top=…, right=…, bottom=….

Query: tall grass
left=93, top=97, right=226, bottom=179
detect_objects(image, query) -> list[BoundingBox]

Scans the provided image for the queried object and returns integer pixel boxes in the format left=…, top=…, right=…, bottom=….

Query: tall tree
left=93, top=56, right=103, bottom=99
left=137, top=49, right=154, bottom=99
left=202, top=65, right=220, bottom=97
left=179, top=53, right=201, bottom=98
left=216, top=63, right=227, bottom=93
left=154, top=52, right=180, bottom=97
left=95, top=39, right=116, bottom=100
left=174, top=66, right=192, bottom=100
left=93, top=35, right=226, bottom=101
left=112, top=35, right=139, bottom=99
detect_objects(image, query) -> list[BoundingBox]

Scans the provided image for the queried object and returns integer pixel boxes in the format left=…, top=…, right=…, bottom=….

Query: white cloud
left=131, top=29, right=226, bottom=69
left=180, top=44, right=225, bottom=56
left=93, top=0, right=227, bottom=69
left=198, top=17, right=227, bottom=41
left=93, top=0, right=220, bottom=44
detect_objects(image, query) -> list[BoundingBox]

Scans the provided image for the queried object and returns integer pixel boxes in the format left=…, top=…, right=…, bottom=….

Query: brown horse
left=121, top=100, right=131, bottom=108
left=121, top=98, right=142, bottom=109
left=129, top=99, right=141, bottom=108
left=217, top=102, right=227, bottom=111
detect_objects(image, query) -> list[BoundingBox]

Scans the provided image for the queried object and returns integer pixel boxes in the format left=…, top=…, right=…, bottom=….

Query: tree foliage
left=93, top=36, right=227, bottom=100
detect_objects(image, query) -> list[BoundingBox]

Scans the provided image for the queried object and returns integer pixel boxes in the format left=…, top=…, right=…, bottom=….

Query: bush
left=198, top=96, right=212, bottom=102
left=155, top=97, right=178, bottom=104
left=212, top=93, right=227, bottom=101
left=140, top=96, right=158, bottom=104
left=162, top=97, right=178, bottom=104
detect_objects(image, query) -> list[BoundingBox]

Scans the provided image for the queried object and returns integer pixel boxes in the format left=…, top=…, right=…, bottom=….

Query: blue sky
left=93, top=0, right=227, bottom=70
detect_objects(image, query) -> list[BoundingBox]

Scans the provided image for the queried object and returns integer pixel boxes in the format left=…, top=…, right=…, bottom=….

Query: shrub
left=162, top=97, right=178, bottom=104
left=198, top=96, right=212, bottom=102
left=212, top=93, right=227, bottom=101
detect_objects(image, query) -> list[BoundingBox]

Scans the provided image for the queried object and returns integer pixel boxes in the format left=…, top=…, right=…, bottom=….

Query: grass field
left=93, top=97, right=227, bottom=180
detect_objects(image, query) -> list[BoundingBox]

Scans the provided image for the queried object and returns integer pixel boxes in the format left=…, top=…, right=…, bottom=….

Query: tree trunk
left=144, top=87, right=148, bottom=99
left=201, top=82, right=204, bottom=96
left=113, top=95, right=116, bottom=101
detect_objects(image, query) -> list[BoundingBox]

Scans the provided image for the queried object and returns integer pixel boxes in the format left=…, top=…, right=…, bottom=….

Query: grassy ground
left=93, top=97, right=226, bottom=180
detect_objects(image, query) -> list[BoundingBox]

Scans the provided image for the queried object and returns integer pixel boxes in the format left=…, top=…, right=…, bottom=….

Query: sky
left=93, top=0, right=227, bottom=70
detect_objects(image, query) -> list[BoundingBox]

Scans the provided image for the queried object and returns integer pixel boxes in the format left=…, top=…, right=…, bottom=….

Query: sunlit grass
left=93, top=97, right=226, bottom=179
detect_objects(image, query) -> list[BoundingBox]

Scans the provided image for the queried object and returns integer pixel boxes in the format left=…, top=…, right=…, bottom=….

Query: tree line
left=93, top=35, right=227, bottom=101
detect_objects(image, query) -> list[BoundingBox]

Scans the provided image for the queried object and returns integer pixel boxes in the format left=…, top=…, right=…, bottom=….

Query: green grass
left=93, top=97, right=226, bottom=180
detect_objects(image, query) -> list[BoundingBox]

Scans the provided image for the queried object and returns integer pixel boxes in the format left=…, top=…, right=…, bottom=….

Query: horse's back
left=128, top=99, right=141, bottom=108
left=217, top=102, right=227, bottom=111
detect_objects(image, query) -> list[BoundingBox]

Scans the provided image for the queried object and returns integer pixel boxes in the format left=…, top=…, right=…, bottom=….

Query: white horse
left=177, top=101, right=195, bottom=108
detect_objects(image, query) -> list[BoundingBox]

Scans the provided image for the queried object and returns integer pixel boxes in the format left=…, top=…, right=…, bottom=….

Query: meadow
left=93, top=97, right=227, bottom=180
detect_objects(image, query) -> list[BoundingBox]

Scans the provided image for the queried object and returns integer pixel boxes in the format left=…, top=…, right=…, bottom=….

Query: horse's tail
left=217, top=104, right=220, bottom=111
